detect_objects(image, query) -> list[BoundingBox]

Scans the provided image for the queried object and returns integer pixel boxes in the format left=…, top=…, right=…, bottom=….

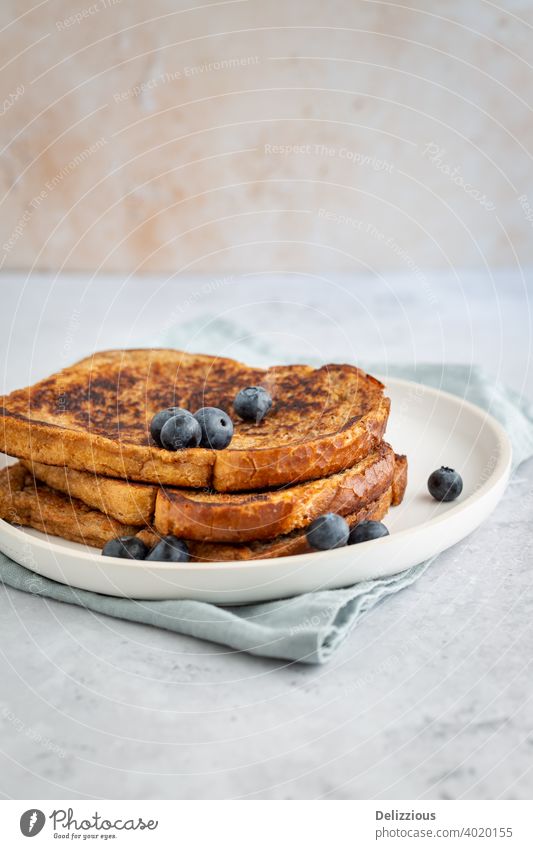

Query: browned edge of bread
left=391, top=454, right=408, bottom=506
left=25, top=460, right=157, bottom=526
left=0, top=464, right=141, bottom=550
left=0, top=415, right=213, bottom=489
left=176, top=487, right=395, bottom=562
left=154, top=442, right=396, bottom=542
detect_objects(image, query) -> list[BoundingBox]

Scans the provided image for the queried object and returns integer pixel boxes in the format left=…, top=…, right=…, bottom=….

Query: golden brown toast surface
left=0, top=349, right=389, bottom=491
left=155, top=443, right=396, bottom=542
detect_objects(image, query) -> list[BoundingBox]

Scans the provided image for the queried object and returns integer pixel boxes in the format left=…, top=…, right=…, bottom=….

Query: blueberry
left=146, top=535, right=190, bottom=563
left=160, top=412, right=201, bottom=450
left=102, top=536, right=148, bottom=559
left=306, top=513, right=350, bottom=551
left=348, top=520, right=389, bottom=545
left=150, top=407, right=189, bottom=446
left=194, top=407, right=234, bottom=449
left=428, top=466, right=463, bottom=502
left=234, top=386, right=272, bottom=424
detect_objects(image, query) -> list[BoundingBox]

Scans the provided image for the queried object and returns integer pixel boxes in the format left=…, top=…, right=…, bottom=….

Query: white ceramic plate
left=0, top=378, right=512, bottom=604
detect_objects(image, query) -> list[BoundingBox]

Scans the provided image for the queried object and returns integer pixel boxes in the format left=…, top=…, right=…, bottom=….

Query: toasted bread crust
left=0, top=464, right=141, bottom=549
left=185, top=487, right=394, bottom=561
left=391, top=454, right=408, bottom=505
left=25, top=460, right=157, bottom=526
left=0, top=350, right=389, bottom=491
left=0, top=413, right=212, bottom=488
left=155, top=443, right=395, bottom=542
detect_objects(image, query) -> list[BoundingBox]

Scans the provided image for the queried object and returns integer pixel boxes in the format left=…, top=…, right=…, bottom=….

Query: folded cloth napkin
left=1, top=363, right=532, bottom=664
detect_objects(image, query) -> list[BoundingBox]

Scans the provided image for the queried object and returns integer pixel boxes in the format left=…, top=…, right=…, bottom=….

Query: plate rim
left=0, top=376, right=513, bottom=575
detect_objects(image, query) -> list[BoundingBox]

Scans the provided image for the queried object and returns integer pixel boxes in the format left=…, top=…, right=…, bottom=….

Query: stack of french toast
left=0, top=349, right=407, bottom=561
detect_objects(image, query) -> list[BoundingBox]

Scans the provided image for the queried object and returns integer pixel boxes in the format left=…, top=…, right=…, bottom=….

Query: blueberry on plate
left=146, top=535, right=190, bottom=563
left=160, top=412, right=202, bottom=450
left=194, top=407, right=234, bottom=449
left=306, top=513, right=350, bottom=551
left=427, top=466, right=463, bottom=502
left=234, top=386, right=272, bottom=424
left=150, top=407, right=189, bottom=446
left=348, top=520, right=389, bottom=545
left=102, top=536, right=148, bottom=559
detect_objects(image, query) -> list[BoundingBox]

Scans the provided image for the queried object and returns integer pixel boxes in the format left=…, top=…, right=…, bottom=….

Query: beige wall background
left=1, top=0, right=532, bottom=274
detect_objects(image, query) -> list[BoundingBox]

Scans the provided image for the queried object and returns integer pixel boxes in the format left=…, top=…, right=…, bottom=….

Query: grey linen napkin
left=1, top=364, right=532, bottom=664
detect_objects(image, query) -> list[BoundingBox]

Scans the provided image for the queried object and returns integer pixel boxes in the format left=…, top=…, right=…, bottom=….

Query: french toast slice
left=0, top=464, right=141, bottom=549
left=0, top=456, right=407, bottom=562
left=163, top=456, right=407, bottom=560
left=0, top=349, right=389, bottom=491
left=154, top=443, right=396, bottom=542
left=183, top=487, right=396, bottom=561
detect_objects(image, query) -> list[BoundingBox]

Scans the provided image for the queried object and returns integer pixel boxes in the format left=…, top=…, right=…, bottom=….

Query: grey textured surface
left=0, top=271, right=532, bottom=799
